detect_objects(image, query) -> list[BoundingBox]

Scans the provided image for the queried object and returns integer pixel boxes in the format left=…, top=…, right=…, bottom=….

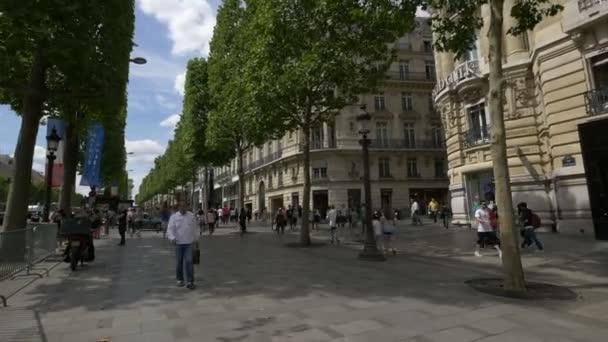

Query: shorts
left=477, top=231, right=500, bottom=247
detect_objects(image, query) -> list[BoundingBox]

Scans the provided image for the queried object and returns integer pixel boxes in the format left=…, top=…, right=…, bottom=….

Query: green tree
left=422, top=0, right=562, bottom=291
left=0, top=1, right=135, bottom=232
left=247, top=0, right=417, bottom=245
left=207, top=0, right=278, bottom=216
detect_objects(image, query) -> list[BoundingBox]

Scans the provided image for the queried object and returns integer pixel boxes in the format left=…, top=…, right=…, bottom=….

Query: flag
left=80, top=124, right=105, bottom=187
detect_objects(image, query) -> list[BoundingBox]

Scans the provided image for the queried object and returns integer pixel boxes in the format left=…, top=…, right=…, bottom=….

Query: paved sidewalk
left=1, top=225, right=608, bottom=342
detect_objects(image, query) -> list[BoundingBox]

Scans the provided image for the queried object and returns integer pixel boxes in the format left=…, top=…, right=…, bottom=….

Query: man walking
left=518, top=202, right=544, bottom=251
left=474, top=201, right=502, bottom=258
left=206, top=207, right=216, bottom=235
left=118, top=209, right=127, bottom=246
left=167, top=200, right=199, bottom=290
left=160, top=202, right=171, bottom=238
left=327, top=205, right=339, bottom=244
left=429, top=198, right=439, bottom=223
left=410, top=199, right=421, bottom=225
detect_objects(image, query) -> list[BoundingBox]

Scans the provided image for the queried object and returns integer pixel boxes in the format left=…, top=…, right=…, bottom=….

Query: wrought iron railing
left=299, top=140, right=336, bottom=151
left=578, top=0, right=606, bottom=11
left=463, top=128, right=490, bottom=148
left=387, top=71, right=435, bottom=82
left=584, top=88, right=608, bottom=116
left=368, top=138, right=445, bottom=150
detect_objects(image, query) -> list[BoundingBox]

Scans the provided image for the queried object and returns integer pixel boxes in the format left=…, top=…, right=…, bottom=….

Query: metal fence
left=0, top=224, right=58, bottom=306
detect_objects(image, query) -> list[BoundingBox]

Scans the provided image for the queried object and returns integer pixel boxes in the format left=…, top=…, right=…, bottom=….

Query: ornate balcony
left=369, top=138, right=445, bottom=150
left=386, top=72, right=435, bottom=82
left=463, top=128, right=490, bottom=148
left=584, top=88, right=608, bottom=116
left=433, top=60, right=482, bottom=99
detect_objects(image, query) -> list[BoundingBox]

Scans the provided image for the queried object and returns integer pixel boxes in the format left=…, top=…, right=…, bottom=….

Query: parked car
left=27, top=204, right=44, bottom=222
left=133, top=213, right=162, bottom=232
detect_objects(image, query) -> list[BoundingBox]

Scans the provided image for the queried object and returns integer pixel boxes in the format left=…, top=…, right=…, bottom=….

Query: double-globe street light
left=44, top=128, right=61, bottom=222
left=357, top=105, right=386, bottom=261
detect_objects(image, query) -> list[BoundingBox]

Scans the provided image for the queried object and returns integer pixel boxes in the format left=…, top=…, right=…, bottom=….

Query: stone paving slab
left=0, top=225, right=607, bottom=342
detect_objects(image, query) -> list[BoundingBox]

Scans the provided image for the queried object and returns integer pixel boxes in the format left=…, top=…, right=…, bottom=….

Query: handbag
left=192, top=242, right=200, bottom=265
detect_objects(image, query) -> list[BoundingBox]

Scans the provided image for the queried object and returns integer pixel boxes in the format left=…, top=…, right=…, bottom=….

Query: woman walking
left=118, top=209, right=128, bottom=246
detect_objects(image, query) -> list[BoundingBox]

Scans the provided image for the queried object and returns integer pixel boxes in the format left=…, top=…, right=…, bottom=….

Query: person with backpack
left=517, top=202, right=544, bottom=251
left=275, top=208, right=287, bottom=235
left=286, top=205, right=295, bottom=231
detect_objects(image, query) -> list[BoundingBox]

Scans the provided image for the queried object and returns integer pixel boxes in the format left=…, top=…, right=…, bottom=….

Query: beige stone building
left=432, top=0, right=608, bottom=239
left=212, top=18, right=449, bottom=219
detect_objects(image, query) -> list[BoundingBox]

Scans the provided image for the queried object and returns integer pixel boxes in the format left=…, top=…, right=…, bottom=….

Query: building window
left=403, top=123, right=416, bottom=148
left=258, top=147, right=263, bottom=160
left=407, top=158, right=418, bottom=177
left=374, top=93, right=386, bottom=111
left=379, top=157, right=391, bottom=178
left=327, top=123, right=336, bottom=148
left=399, top=61, right=409, bottom=80
left=267, top=142, right=272, bottom=156
left=434, top=159, right=445, bottom=178
left=428, top=93, right=434, bottom=112
left=376, top=121, right=390, bottom=147
left=288, top=131, right=293, bottom=139
left=423, top=40, right=432, bottom=52
left=312, top=125, right=323, bottom=149
left=268, top=173, right=273, bottom=189
left=401, top=92, right=413, bottom=111
left=425, top=61, right=435, bottom=80
left=431, top=124, right=444, bottom=148
left=248, top=179, right=252, bottom=193
left=468, top=103, right=489, bottom=141
left=278, top=138, right=282, bottom=151
left=278, top=169, right=283, bottom=186
left=312, top=167, right=327, bottom=179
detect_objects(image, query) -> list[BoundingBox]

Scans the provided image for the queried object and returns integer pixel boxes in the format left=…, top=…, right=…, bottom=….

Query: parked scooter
left=61, top=217, right=95, bottom=271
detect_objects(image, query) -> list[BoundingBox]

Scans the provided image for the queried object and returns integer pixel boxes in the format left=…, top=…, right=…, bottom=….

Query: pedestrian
left=275, top=208, right=287, bottom=235
left=327, top=205, right=340, bottom=244
left=223, top=206, right=230, bottom=224
left=410, top=199, right=422, bottom=225
left=474, top=201, right=502, bottom=258
left=313, top=209, right=321, bottom=231
left=440, top=204, right=452, bottom=229
left=216, top=207, right=222, bottom=228
left=372, top=210, right=383, bottom=250
left=166, top=200, right=199, bottom=290
left=392, top=209, right=399, bottom=227
left=429, top=198, right=439, bottom=223
left=197, top=209, right=206, bottom=236
left=338, top=205, right=347, bottom=229
left=286, top=205, right=295, bottom=231
left=383, top=216, right=397, bottom=256
left=247, top=208, right=252, bottom=223
left=518, top=202, right=544, bottom=251
left=206, top=208, right=216, bottom=235
left=160, top=202, right=171, bottom=238
left=239, top=207, right=248, bottom=236
left=118, top=209, right=127, bottom=246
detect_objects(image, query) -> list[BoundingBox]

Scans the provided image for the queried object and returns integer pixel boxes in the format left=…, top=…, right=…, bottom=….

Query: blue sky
left=0, top=0, right=221, bottom=196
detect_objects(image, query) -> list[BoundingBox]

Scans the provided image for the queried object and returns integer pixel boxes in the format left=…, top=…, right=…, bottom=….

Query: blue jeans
left=522, top=228, right=543, bottom=250
left=175, top=244, right=194, bottom=284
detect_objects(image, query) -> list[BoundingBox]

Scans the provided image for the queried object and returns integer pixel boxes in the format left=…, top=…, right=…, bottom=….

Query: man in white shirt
left=410, top=199, right=421, bottom=225
left=167, top=200, right=199, bottom=289
left=327, top=205, right=339, bottom=244
left=474, top=201, right=501, bottom=258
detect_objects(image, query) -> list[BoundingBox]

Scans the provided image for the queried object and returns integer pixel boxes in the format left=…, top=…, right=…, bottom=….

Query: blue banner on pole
left=80, top=123, right=105, bottom=187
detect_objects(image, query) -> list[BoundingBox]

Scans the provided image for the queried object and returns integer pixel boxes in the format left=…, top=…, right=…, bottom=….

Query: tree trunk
left=60, top=113, right=79, bottom=216
left=0, top=48, right=46, bottom=260
left=237, top=148, right=246, bottom=231
left=300, top=112, right=312, bottom=246
left=2, top=48, right=46, bottom=233
left=488, top=0, right=526, bottom=291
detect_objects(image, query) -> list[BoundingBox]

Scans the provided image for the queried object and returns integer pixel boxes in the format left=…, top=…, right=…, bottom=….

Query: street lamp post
left=357, top=105, right=386, bottom=261
left=44, top=128, right=61, bottom=222
left=129, top=57, right=147, bottom=65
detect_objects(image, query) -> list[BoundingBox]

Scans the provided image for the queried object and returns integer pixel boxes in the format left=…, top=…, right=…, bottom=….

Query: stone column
left=503, top=0, right=527, bottom=59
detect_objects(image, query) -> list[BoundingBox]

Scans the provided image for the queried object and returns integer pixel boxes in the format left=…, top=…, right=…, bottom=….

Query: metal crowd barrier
left=0, top=223, right=58, bottom=307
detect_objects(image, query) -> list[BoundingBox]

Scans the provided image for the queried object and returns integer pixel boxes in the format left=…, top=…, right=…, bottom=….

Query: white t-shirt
left=475, top=208, right=492, bottom=232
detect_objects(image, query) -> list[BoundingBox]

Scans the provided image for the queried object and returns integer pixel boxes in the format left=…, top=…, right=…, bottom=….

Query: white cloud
left=416, top=7, right=430, bottom=17
left=138, top=0, right=216, bottom=56
left=174, top=72, right=186, bottom=96
left=126, top=139, right=166, bottom=163
left=160, top=113, right=181, bottom=129
left=33, top=145, right=47, bottom=172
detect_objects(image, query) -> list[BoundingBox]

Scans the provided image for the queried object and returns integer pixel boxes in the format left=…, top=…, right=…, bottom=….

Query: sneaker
left=186, top=283, right=196, bottom=290
left=177, top=281, right=185, bottom=287
left=474, top=251, right=482, bottom=257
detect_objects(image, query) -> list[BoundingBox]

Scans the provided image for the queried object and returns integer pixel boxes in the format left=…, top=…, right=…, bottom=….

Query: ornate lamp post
left=44, top=128, right=61, bottom=222
left=357, top=105, right=386, bottom=261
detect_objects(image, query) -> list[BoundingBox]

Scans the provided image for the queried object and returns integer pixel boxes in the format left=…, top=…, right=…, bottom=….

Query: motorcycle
left=62, top=217, right=95, bottom=271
